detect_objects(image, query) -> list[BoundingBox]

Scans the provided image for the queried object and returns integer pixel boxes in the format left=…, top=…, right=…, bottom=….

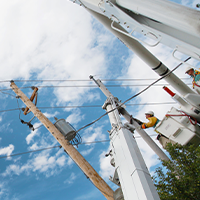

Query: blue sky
left=0, top=0, right=199, bottom=200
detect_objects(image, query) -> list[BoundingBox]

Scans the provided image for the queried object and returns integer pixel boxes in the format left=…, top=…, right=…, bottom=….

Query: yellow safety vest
left=142, top=117, right=158, bottom=129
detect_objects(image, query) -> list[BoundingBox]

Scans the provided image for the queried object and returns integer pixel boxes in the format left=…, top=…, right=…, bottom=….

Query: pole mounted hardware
left=23, top=87, right=38, bottom=115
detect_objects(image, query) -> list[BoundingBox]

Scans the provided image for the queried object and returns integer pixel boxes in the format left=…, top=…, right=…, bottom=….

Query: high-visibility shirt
left=192, top=70, right=200, bottom=88
left=142, top=117, right=160, bottom=129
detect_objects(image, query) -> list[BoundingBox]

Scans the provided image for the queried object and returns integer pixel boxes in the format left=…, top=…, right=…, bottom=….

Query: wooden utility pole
left=10, top=81, right=114, bottom=200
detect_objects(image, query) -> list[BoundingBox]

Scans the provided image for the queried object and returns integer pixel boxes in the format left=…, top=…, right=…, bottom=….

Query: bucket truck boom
left=70, top=0, right=200, bottom=147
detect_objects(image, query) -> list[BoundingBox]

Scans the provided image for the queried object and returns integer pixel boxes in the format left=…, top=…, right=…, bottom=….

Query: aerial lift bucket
left=155, top=107, right=200, bottom=148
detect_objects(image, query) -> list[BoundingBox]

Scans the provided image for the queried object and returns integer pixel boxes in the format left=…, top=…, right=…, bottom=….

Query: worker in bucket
left=131, top=111, right=169, bottom=142
left=185, top=66, right=200, bottom=94
left=141, top=111, right=160, bottom=129
left=141, top=111, right=169, bottom=141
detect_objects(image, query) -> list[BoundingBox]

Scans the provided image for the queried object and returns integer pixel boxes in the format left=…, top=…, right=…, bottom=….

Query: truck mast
left=73, top=0, right=200, bottom=199
left=68, top=0, right=200, bottom=146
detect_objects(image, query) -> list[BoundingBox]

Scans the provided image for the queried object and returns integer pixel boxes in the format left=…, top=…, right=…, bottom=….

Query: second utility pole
left=10, top=81, right=114, bottom=200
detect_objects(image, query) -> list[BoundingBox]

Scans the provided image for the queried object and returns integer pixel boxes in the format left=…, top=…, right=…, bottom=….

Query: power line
left=0, top=89, right=16, bottom=97
left=0, top=83, right=192, bottom=92
left=0, top=102, right=177, bottom=113
left=0, top=145, right=62, bottom=160
left=0, top=77, right=191, bottom=83
left=0, top=135, right=157, bottom=160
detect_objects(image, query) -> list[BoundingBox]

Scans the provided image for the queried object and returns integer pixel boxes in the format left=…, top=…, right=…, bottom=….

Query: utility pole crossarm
left=10, top=81, right=114, bottom=200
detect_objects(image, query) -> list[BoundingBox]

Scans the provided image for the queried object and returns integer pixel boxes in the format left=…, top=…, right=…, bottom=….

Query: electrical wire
left=0, top=102, right=177, bottom=113
left=0, top=145, right=62, bottom=160
left=0, top=77, right=190, bottom=83
left=0, top=83, right=193, bottom=91
left=0, top=89, right=16, bottom=97
left=0, top=134, right=157, bottom=160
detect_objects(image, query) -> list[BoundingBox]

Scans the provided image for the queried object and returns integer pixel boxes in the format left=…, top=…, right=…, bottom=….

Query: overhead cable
left=0, top=135, right=157, bottom=160
left=0, top=77, right=190, bottom=83
left=0, top=102, right=177, bottom=113
left=0, top=83, right=192, bottom=92
left=0, top=145, right=62, bottom=160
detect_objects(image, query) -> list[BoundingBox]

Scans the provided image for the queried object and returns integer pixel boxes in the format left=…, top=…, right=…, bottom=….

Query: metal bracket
left=124, top=123, right=135, bottom=133
left=101, top=0, right=161, bottom=47
left=172, top=46, right=200, bottom=66
left=69, top=0, right=85, bottom=7
left=109, top=169, right=120, bottom=186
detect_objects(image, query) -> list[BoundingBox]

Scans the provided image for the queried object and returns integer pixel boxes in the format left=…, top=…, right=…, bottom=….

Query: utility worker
left=131, top=111, right=169, bottom=144
left=141, top=111, right=169, bottom=142
left=185, top=66, right=200, bottom=94
left=141, top=111, right=160, bottom=129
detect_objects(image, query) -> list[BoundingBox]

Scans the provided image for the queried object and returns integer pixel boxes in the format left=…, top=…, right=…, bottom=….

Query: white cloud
left=80, top=147, right=94, bottom=156
left=65, top=110, right=85, bottom=125
left=0, top=0, right=112, bottom=108
left=66, top=157, right=74, bottom=167
left=0, top=144, right=14, bottom=157
left=43, top=111, right=59, bottom=119
left=29, top=143, right=39, bottom=150
left=56, top=155, right=66, bottom=167
left=1, top=147, right=70, bottom=177
left=64, top=172, right=77, bottom=184
left=0, top=122, right=13, bottom=133
left=0, top=183, right=8, bottom=199
left=2, top=164, right=21, bottom=176
left=25, top=123, right=41, bottom=145
left=82, top=126, right=106, bottom=144
left=99, top=146, right=115, bottom=180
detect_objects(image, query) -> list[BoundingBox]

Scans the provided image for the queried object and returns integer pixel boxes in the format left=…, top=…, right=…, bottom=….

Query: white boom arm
left=71, top=0, right=200, bottom=121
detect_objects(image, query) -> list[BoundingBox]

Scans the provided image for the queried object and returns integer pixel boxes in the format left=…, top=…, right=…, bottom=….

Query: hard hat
left=185, top=66, right=194, bottom=74
left=145, top=111, right=154, bottom=116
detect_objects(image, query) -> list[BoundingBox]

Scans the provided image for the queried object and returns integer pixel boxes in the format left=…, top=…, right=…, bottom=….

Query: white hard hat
left=145, top=111, right=154, bottom=116
left=185, top=66, right=194, bottom=74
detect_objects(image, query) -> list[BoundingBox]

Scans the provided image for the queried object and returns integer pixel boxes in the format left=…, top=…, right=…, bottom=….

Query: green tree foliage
left=153, top=143, right=200, bottom=200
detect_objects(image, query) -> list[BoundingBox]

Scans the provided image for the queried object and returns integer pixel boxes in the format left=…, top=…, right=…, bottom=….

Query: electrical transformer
left=54, top=118, right=76, bottom=141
